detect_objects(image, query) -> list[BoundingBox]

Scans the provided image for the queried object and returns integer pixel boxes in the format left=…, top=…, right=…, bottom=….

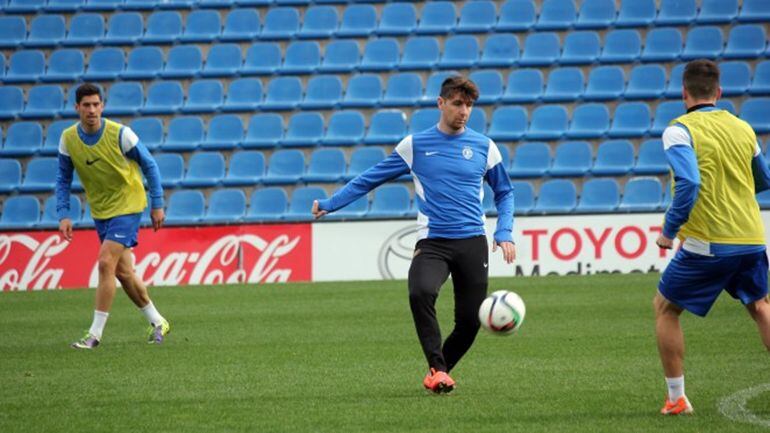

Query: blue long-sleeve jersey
left=318, top=126, right=515, bottom=243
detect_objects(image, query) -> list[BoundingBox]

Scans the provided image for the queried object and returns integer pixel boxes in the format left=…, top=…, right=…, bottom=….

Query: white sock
left=140, top=301, right=165, bottom=327
left=665, top=376, right=685, bottom=401
left=88, top=310, right=109, bottom=340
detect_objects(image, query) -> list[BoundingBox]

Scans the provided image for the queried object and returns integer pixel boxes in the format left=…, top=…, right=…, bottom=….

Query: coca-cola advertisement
left=0, top=224, right=312, bottom=291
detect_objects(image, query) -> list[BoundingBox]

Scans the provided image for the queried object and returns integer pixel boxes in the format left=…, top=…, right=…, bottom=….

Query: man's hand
left=58, top=218, right=73, bottom=242
left=656, top=234, right=674, bottom=250
left=492, top=241, right=516, bottom=264
left=151, top=208, right=165, bottom=232
left=311, top=200, right=328, bottom=220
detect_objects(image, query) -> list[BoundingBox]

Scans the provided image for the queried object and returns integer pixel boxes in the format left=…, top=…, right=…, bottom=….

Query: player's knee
left=408, top=285, right=435, bottom=305
left=97, top=255, right=118, bottom=275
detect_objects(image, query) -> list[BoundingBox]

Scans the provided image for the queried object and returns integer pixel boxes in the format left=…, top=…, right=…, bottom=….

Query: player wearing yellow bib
left=56, top=84, right=170, bottom=349
left=654, top=60, right=770, bottom=415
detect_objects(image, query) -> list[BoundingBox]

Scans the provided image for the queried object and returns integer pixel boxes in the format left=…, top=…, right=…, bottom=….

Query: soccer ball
left=478, top=290, right=526, bottom=335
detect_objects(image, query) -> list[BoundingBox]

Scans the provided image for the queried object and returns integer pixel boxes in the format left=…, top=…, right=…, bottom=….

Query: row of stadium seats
left=4, top=25, right=770, bottom=84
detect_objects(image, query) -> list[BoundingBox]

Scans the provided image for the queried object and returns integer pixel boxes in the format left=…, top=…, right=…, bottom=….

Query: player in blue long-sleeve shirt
left=312, top=76, right=516, bottom=393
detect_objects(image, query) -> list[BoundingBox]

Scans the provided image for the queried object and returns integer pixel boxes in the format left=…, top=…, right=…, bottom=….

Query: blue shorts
left=93, top=213, right=142, bottom=248
left=659, top=249, right=769, bottom=317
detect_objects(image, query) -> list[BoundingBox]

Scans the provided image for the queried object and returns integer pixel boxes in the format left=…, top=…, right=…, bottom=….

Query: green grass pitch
left=1, top=273, right=768, bottom=433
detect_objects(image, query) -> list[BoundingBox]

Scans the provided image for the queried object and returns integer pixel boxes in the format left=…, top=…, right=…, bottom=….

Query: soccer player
left=654, top=59, right=770, bottom=414
left=311, top=76, right=516, bottom=393
left=56, top=83, right=171, bottom=349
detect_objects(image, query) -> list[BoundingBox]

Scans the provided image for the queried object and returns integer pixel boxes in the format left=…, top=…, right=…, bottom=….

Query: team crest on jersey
left=462, top=146, right=473, bottom=160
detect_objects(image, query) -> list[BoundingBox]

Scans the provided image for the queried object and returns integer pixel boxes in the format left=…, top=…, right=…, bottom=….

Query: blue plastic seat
left=181, top=80, right=223, bottom=114
left=202, top=189, right=246, bottom=223
left=0, top=159, right=22, bottom=193
left=664, top=64, right=685, bottom=98
left=592, top=140, right=633, bottom=176
left=416, top=1, right=457, bottom=34
left=381, top=73, right=422, bottom=107
left=560, top=31, right=600, bottom=65
left=19, top=157, right=57, bottom=192
left=242, top=42, right=281, bottom=75
left=519, top=32, right=560, bottom=66
left=82, top=0, right=124, bottom=11
left=543, top=67, right=584, bottom=102
left=360, top=38, right=400, bottom=72
left=468, top=70, right=502, bottom=105
left=739, top=0, right=770, bottom=22
left=202, top=114, right=243, bottom=150
left=510, top=181, right=534, bottom=215
left=221, top=8, right=261, bottom=41
left=0, top=196, right=40, bottom=229
left=364, top=110, right=407, bottom=145
left=341, top=74, right=382, bottom=108
left=619, top=178, right=662, bottom=212
left=657, top=0, right=696, bottom=25
left=536, top=0, right=577, bottom=30
left=697, top=0, right=738, bottom=24
left=5, top=0, right=44, bottom=13
left=1, top=122, right=43, bottom=156
left=576, top=179, right=619, bottom=213
left=457, top=0, right=496, bottom=33
left=64, top=13, right=105, bottom=46
left=297, top=6, right=337, bottom=39
left=142, top=11, right=182, bottom=44
left=6, top=50, right=45, bottom=83
left=400, top=37, right=440, bottom=70
left=600, top=29, right=641, bottom=63
left=326, top=194, right=368, bottom=220
left=367, top=184, right=411, bottom=218
left=527, top=105, right=568, bottom=140
left=162, top=45, right=202, bottom=79
left=319, top=40, right=359, bottom=73
left=345, top=147, right=386, bottom=180
left=181, top=10, right=221, bottom=42
left=740, top=98, right=770, bottom=133
left=123, top=0, right=159, bottom=9
left=222, top=78, right=262, bottom=111
left=129, top=117, right=163, bottom=151
left=615, top=0, right=656, bottom=27
left=224, top=150, right=264, bottom=186
left=634, top=139, right=668, bottom=174
left=377, top=3, right=416, bottom=36
left=509, top=142, right=550, bottom=178
left=142, top=81, right=183, bottom=115
left=720, top=61, right=751, bottom=96
left=165, top=190, right=205, bottom=225
left=300, top=75, right=342, bottom=110
left=263, top=76, right=302, bottom=111
left=281, top=112, right=324, bottom=147
left=624, top=64, right=666, bottom=100
left=202, top=44, right=242, bottom=77
left=162, top=116, right=204, bottom=151
left=0, top=16, right=27, bottom=48
left=641, top=28, right=683, bottom=62
left=533, top=179, right=577, bottom=214
left=122, top=47, right=163, bottom=80
left=104, top=82, right=144, bottom=116
left=496, top=0, right=535, bottom=31
left=549, top=141, right=592, bottom=177
left=479, top=34, right=519, bottom=67
left=243, top=113, right=282, bottom=148
left=282, top=41, right=321, bottom=74
left=303, top=148, right=346, bottom=183
left=181, top=151, right=225, bottom=187
left=651, top=101, right=686, bottom=136
left=420, top=71, right=458, bottom=106
left=409, top=108, right=439, bottom=134
left=438, top=35, right=480, bottom=69
left=583, top=66, right=625, bottom=101
left=286, top=187, right=327, bottom=221
left=757, top=189, right=770, bottom=210
left=25, top=15, right=66, bottom=48
left=21, top=85, right=64, bottom=119
left=681, top=26, right=724, bottom=60
left=751, top=61, right=770, bottom=95
left=321, top=111, right=364, bottom=146
left=467, top=108, right=487, bottom=134
left=155, top=153, right=185, bottom=188
left=609, top=102, right=651, bottom=138
left=260, top=7, right=299, bottom=40
left=0, top=86, right=24, bottom=119
left=337, top=4, right=376, bottom=38
left=575, top=0, right=616, bottom=29
left=487, top=106, right=528, bottom=141
left=43, top=48, right=85, bottom=81
left=717, top=100, right=737, bottom=114
left=263, top=149, right=305, bottom=185
left=567, top=103, right=609, bottom=139
left=502, top=69, right=543, bottom=103
left=244, top=187, right=288, bottom=222
left=724, top=24, right=767, bottom=59
left=42, top=120, right=73, bottom=155
left=83, top=48, right=124, bottom=81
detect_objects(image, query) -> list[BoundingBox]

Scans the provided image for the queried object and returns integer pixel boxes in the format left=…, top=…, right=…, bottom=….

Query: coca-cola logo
left=0, top=234, right=69, bottom=291
left=377, top=225, right=419, bottom=279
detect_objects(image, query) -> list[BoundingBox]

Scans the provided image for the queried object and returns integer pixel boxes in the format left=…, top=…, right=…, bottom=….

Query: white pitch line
left=718, top=383, right=770, bottom=428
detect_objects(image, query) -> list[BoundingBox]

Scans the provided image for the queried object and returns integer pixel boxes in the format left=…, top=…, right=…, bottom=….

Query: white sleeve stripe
left=662, top=125, right=692, bottom=151
left=120, top=126, right=139, bottom=154
left=58, top=134, right=69, bottom=156
left=486, top=139, right=502, bottom=170
left=394, top=135, right=414, bottom=168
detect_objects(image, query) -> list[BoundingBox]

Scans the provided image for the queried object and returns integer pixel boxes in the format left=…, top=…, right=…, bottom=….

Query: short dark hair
left=683, top=59, right=720, bottom=100
left=75, top=83, right=102, bottom=104
left=439, top=76, right=479, bottom=102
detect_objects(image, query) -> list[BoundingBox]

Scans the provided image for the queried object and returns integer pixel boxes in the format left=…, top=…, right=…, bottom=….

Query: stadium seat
left=154, top=153, right=185, bottom=188
left=560, top=31, right=601, bottom=65
left=0, top=86, right=24, bottom=119
left=82, top=0, right=123, bottom=11
left=319, top=40, right=359, bottom=73
left=202, top=44, right=242, bottom=77
left=479, top=34, right=519, bottom=68
left=360, top=38, right=400, bottom=72
left=740, top=98, right=770, bottom=133
left=260, top=7, right=299, bottom=40
left=419, top=71, right=457, bottom=106
left=364, top=110, right=407, bottom=145
left=509, top=142, right=550, bottom=178
left=222, top=78, right=262, bottom=111
left=180, top=10, right=221, bottom=42
left=509, top=181, right=534, bottom=215
left=496, top=0, right=535, bottom=31
left=535, top=0, right=577, bottom=30
left=162, top=116, right=204, bottom=152
left=282, top=41, right=321, bottom=74
left=599, top=29, right=641, bottom=63
left=201, top=114, right=243, bottom=150
left=519, top=33, right=561, bottom=66
left=619, top=178, right=662, bottom=212
left=25, top=15, right=66, bottom=48
left=566, top=103, right=609, bottom=139
left=681, top=26, right=724, bottom=60
left=286, top=187, right=326, bottom=221
left=719, top=61, right=751, bottom=96
left=123, top=0, right=159, bottom=10
left=416, top=1, right=457, bottom=34
left=42, top=50, right=84, bottom=82
left=533, top=179, right=577, bottom=214
left=344, top=147, right=386, bottom=181
left=592, top=140, right=634, bottom=176
left=656, top=0, right=696, bottom=25
left=615, top=0, right=656, bottom=27
left=650, top=101, right=686, bottom=136
left=19, top=157, right=57, bottom=192
left=122, top=47, right=163, bottom=80
left=378, top=3, right=417, bottom=36
left=738, top=0, right=770, bottom=22
left=609, top=102, right=651, bottom=138
left=502, top=69, right=543, bottom=103
left=527, top=105, right=568, bottom=140
left=303, top=148, right=346, bottom=183
left=751, top=61, right=770, bottom=95
left=300, top=75, right=342, bottom=110
left=409, top=108, right=440, bottom=134
left=641, top=28, right=683, bottom=62
left=365, top=184, right=410, bottom=218
left=0, top=159, right=22, bottom=193
left=263, top=149, right=305, bottom=185
left=143, top=11, right=182, bottom=44
left=129, top=117, right=163, bottom=151
left=298, top=6, right=338, bottom=39
left=262, top=76, right=302, bottom=111
left=549, top=141, right=592, bottom=177
left=468, top=108, right=487, bottom=133
left=5, top=0, right=45, bottom=13
left=664, top=64, right=685, bottom=98
left=341, top=74, right=382, bottom=108
left=182, top=79, right=223, bottom=113
left=83, top=48, right=125, bottom=81
left=21, top=85, right=64, bottom=119
left=717, top=100, right=736, bottom=114
left=575, top=0, right=616, bottom=29
left=181, top=152, right=225, bottom=187
left=457, top=0, right=496, bottom=33
left=634, top=139, right=668, bottom=174
left=243, top=113, right=282, bottom=148
left=162, top=45, right=203, bottom=79
left=244, top=187, right=287, bottom=222
left=400, top=37, right=440, bottom=70
left=281, top=112, right=324, bottom=147
left=624, top=65, right=666, bottom=100
left=724, top=25, right=767, bottom=59
left=439, top=35, right=480, bottom=69
left=6, top=50, right=46, bottom=83
left=321, top=111, right=365, bottom=146
left=165, top=190, right=205, bottom=225
left=487, top=106, right=528, bottom=141
left=0, top=195, right=40, bottom=229
left=224, top=150, right=264, bottom=186
left=63, top=13, right=105, bottom=46
left=326, top=195, right=369, bottom=220
left=0, top=16, right=26, bottom=48
left=1, top=122, right=43, bottom=156
left=575, top=179, right=620, bottom=213
left=42, top=120, right=73, bottom=155
left=221, top=8, right=261, bottom=41
left=468, top=70, right=502, bottom=104
left=757, top=189, right=770, bottom=210
left=337, top=4, right=376, bottom=38
left=242, top=42, right=281, bottom=75
left=203, top=189, right=246, bottom=224
left=697, top=0, right=738, bottom=24
left=543, top=67, right=585, bottom=102
left=142, top=81, right=184, bottom=115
